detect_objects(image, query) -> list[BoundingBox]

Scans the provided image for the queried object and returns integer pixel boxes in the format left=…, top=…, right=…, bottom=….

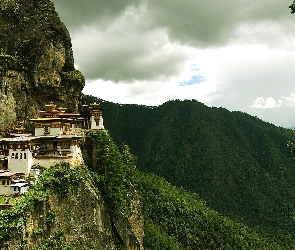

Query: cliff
left=0, top=164, right=144, bottom=250
left=0, top=1, right=144, bottom=249
left=0, top=0, right=84, bottom=129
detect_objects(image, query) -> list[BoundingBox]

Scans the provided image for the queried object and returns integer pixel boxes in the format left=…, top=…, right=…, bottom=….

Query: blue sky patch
left=179, top=74, right=206, bottom=86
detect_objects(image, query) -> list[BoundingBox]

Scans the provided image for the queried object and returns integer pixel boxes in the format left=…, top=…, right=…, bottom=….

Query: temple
left=0, top=102, right=104, bottom=195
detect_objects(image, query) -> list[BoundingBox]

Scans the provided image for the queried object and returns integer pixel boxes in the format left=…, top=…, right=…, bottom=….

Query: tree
left=83, top=130, right=128, bottom=217
left=290, top=1, right=295, bottom=14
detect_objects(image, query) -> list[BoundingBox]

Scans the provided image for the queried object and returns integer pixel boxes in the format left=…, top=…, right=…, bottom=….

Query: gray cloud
left=147, top=0, right=293, bottom=47
left=71, top=25, right=188, bottom=81
left=52, top=0, right=295, bottom=83
left=52, top=0, right=138, bottom=31
left=53, top=0, right=293, bottom=47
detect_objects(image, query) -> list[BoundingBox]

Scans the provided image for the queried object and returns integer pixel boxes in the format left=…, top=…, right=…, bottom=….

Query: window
left=2, top=180, right=5, bottom=185
left=14, top=187, right=17, bottom=191
left=15, top=153, right=18, bottom=159
left=11, top=153, right=14, bottom=159
left=44, top=127, right=50, bottom=134
left=6, top=180, right=9, bottom=185
left=20, top=153, right=22, bottom=159
left=24, top=153, right=26, bottom=159
left=61, top=141, right=70, bottom=149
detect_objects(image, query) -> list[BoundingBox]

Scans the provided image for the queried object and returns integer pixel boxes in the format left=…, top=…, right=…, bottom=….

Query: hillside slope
left=88, top=96, right=295, bottom=247
left=134, top=171, right=283, bottom=250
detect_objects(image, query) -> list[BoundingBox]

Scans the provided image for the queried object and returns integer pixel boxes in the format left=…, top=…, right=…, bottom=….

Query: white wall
left=0, top=185, right=17, bottom=196
left=90, top=115, right=104, bottom=130
left=8, top=149, right=33, bottom=174
left=35, top=127, right=63, bottom=136
left=50, top=127, right=62, bottom=135
left=33, top=156, right=72, bottom=168
left=70, top=144, right=81, bottom=157
left=0, top=186, right=29, bottom=196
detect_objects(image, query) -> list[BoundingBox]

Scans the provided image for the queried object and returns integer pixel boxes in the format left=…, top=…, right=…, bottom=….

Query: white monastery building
left=0, top=102, right=104, bottom=195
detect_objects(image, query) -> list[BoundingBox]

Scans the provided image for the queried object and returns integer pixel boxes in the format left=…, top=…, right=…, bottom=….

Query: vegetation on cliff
left=82, top=130, right=129, bottom=218
left=0, top=164, right=118, bottom=250
left=0, top=164, right=79, bottom=249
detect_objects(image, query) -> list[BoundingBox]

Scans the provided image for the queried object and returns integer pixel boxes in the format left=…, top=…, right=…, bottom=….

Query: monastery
left=0, top=102, right=104, bottom=196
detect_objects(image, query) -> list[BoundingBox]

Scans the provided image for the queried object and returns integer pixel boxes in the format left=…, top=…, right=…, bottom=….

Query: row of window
left=0, top=144, right=28, bottom=150
left=43, top=126, right=70, bottom=134
left=11, top=153, right=27, bottom=159
left=1, top=179, right=10, bottom=185
left=0, top=180, right=21, bottom=191
left=0, top=145, right=8, bottom=150
left=60, top=141, right=70, bottom=149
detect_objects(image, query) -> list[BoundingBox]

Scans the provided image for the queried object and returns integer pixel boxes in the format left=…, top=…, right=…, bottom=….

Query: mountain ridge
left=86, top=96, right=295, bottom=247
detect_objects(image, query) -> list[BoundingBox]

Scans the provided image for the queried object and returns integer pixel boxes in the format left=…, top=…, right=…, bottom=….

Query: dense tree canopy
left=135, top=171, right=283, bottom=249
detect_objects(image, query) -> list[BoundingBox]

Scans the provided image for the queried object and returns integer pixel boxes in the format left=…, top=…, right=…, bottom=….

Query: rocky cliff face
left=0, top=166, right=144, bottom=250
left=26, top=173, right=118, bottom=250
left=0, top=0, right=84, bottom=129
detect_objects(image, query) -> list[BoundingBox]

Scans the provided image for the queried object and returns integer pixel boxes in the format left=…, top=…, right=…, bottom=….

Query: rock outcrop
left=0, top=0, right=84, bottom=129
left=0, top=166, right=144, bottom=250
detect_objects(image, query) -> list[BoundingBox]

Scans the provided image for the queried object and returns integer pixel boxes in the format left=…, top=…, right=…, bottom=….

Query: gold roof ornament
left=57, top=107, right=67, bottom=113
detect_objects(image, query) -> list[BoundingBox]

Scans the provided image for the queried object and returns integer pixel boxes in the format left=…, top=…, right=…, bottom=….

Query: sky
left=52, top=0, right=295, bottom=128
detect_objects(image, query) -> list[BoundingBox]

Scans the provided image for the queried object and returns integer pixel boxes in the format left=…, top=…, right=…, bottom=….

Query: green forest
left=86, top=95, right=295, bottom=248
left=135, top=171, right=282, bottom=250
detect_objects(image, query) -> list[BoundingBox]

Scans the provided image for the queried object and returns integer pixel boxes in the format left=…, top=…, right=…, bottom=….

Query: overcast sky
left=52, top=0, right=295, bottom=127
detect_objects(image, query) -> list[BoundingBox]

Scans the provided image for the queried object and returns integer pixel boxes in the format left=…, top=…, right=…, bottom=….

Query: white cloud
left=83, top=78, right=217, bottom=106
left=281, top=93, right=295, bottom=107
left=250, top=93, right=295, bottom=109
left=251, top=97, right=280, bottom=109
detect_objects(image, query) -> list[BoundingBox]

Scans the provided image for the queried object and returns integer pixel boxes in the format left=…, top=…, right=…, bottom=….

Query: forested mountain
left=87, top=95, right=295, bottom=247
left=134, top=171, right=282, bottom=249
